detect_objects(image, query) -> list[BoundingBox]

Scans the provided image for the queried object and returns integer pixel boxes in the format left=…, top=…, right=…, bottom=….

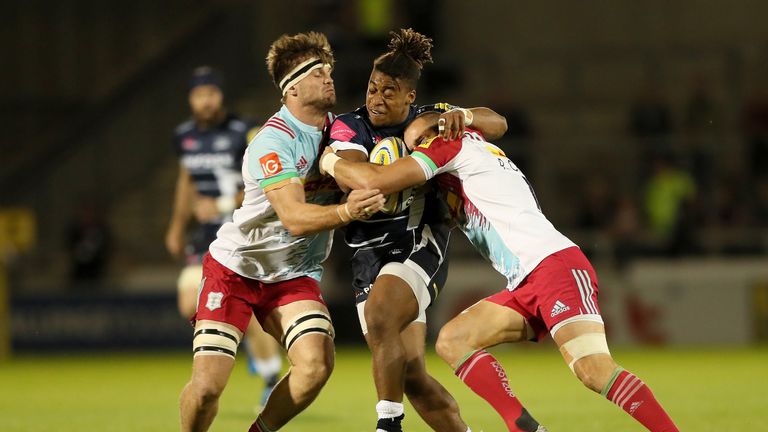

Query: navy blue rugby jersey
left=329, top=105, right=449, bottom=249
left=173, top=114, right=255, bottom=201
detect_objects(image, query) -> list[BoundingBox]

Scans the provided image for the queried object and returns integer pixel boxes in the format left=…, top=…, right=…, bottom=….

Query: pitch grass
left=0, top=345, right=765, bottom=431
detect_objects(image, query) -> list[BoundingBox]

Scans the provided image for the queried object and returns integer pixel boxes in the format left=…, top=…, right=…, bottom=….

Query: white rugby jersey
left=209, top=105, right=340, bottom=282
left=410, top=130, right=576, bottom=290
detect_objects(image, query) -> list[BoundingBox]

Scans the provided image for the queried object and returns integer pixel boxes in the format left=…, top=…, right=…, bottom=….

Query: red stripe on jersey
left=413, top=136, right=462, bottom=169
left=264, top=119, right=295, bottom=138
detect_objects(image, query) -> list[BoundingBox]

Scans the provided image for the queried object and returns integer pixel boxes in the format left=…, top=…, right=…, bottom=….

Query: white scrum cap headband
left=279, top=57, right=330, bottom=96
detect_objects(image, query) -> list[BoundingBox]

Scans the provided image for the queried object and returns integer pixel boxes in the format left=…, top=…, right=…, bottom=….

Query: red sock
left=455, top=350, right=540, bottom=432
left=604, top=369, right=679, bottom=432
left=248, top=416, right=271, bottom=432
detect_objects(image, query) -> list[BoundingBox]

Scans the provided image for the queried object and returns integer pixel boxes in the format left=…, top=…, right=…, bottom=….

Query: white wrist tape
left=458, top=108, right=474, bottom=126
left=321, top=153, right=341, bottom=177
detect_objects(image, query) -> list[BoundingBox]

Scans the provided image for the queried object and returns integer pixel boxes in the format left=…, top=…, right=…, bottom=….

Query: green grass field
left=0, top=346, right=765, bottom=431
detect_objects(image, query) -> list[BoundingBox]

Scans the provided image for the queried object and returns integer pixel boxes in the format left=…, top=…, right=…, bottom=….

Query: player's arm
left=439, top=107, right=508, bottom=141
left=265, top=182, right=385, bottom=236
left=320, top=149, right=427, bottom=196
left=465, top=107, right=507, bottom=140
left=165, top=165, right=194, bottom=258
left=329, top=148, right=367, bottom=192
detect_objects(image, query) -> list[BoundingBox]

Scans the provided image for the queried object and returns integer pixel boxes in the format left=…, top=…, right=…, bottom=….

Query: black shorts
left=350, top=222, right=451, bottom=307
left=185, top=223, right=221, bottom=264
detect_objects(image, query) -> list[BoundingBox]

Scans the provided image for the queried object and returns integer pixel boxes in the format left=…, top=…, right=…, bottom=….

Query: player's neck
left=195, top=109, right=226, bottom=130
left=286, top=101, right=327, bottom=130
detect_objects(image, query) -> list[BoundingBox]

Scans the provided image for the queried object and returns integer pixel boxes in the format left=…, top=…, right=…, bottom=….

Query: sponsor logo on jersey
left=182, top=153, right=235, bottom=170
left=329, top=120, right=357, bottom=142
left=205, top=292, right=224, bottom=311
left=259, top=152, right=283, bottom=177
left=550, top=300, right=571, bottom=317
left=213, top=136, right=231, bottom=151
left=182, top=137, right=200, bottom=151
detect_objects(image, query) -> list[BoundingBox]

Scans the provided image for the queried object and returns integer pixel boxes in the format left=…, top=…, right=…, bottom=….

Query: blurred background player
left=178, top=32, right=385, bottom=432
left=165, top=66, right=282, bottom=407
left=328, top=28, right=507, bottom=432
left=320, top=111, right=680, bottom=432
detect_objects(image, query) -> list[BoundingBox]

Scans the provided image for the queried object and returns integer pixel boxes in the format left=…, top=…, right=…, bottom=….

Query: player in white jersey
left=179, top=32, right=385, bottom=432
left=319, top=112, right=679, bottom=432
left=166, top=66, right=282, bottom=408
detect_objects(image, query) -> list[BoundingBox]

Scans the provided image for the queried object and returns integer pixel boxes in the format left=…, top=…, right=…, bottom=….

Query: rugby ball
left=369, top=137, right=415, bottom=214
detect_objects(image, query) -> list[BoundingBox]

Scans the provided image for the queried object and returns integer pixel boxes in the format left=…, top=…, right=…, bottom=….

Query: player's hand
left=165, top=226, right=185, bottom=258
left=438, top=109, right=468, bottom=140
left=346, top=189, right=385, bottom=220
left=194, top=196, right=220, bottom=223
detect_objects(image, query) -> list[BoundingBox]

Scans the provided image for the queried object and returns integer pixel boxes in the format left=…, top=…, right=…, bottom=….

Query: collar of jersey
left=280, top=105, right=324, bottom=135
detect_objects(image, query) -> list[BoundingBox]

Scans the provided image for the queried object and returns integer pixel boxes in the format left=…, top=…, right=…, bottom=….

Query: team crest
left=205, top=292, right=224, bottom=311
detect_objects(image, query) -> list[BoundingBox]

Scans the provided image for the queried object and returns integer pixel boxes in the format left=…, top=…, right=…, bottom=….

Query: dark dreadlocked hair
left=373, top=28, right=433, bottom=89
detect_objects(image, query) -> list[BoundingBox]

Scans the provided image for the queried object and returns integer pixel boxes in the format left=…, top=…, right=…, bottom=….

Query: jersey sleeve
left=329, top=114, right=369, bottom=155
left=410, top=137, right=463, bottom=180
left=246, top=129, right=298, bottom=192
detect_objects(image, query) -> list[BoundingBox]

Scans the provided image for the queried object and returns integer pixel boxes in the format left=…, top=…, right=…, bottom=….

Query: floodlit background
left=1, top=1, right=767, bottom=431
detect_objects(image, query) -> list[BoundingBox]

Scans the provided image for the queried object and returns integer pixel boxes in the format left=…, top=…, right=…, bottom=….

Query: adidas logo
left=550, top=300, right=570, bottom=317
left=629, top=401, right=643, bottom=414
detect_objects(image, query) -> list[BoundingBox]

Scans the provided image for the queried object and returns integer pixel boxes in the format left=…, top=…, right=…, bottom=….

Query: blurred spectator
left=643, top=154, right=698, bottom=256
left=610, top=195, right=644, bottom=268
left=682, top=75, right=720, bottom=219
left=576, top=176, right=616, bottom=230
left=67, top=200, right=111, bottom=287
left=628, top=82, right=674, bottom=181
left=741, top=86, right=768, bottom=183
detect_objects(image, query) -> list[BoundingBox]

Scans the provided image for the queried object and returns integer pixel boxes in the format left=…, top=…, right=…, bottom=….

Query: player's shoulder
left=256, top=112, right=297, bottom=142
left=174, top=119, right=196, bottom=137
left=332, top=107, right=366, bottom=127
left=224, top=114, right=250, bottom=133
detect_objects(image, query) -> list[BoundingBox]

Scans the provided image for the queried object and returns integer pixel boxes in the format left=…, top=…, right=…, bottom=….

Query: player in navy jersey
left=328, top=29, right=507, bottom=432
left=166, top=66, right=282, bottom=408
left=321, top=112, right=679, bottom=432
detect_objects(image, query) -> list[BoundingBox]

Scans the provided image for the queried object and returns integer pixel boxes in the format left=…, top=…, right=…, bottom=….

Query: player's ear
left=406, top=90, right=416, bottom=105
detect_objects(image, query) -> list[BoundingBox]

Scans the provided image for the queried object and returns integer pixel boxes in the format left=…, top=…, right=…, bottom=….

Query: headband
left=279, top=57, right=329, bottom=96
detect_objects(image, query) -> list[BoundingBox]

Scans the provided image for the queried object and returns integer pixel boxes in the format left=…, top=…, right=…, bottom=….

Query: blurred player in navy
left=165, top=66, right=281, bottom=406
left=328, top=29, right=507, bottom=432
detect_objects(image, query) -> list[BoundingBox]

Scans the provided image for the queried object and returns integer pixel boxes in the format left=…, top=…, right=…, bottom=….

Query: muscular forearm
left=469, top=107, right=508, bottom=140
left=333, top=162, right=391, bottom=194
left=279, top=201, right=348, bottom=236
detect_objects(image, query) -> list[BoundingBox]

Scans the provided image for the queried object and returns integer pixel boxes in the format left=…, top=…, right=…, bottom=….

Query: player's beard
left=310, top=92, right=336, bottom=111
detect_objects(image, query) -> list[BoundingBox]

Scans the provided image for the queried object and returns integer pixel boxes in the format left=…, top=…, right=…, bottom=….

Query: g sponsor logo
left=259, top=152, right=283, bottom=177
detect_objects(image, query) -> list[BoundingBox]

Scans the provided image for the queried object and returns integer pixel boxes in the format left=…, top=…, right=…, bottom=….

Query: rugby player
left=178, top=33, right=385, bottom=432
left=319, top=111, right=680, bottom=432
left=327, top=28, right=507, bottom=432
left=166, top=66, right=282, bottom=407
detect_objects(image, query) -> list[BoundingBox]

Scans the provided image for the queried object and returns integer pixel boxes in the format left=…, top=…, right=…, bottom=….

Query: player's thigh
left=442, top=299, right=530, bottom=348
left=366, top=273, right=420, bottom=325
left=177, top=265, right=203, bottom=314
left=262, top=299, right=334, bottom=361
left=244, top=315, right=278, bottom=355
